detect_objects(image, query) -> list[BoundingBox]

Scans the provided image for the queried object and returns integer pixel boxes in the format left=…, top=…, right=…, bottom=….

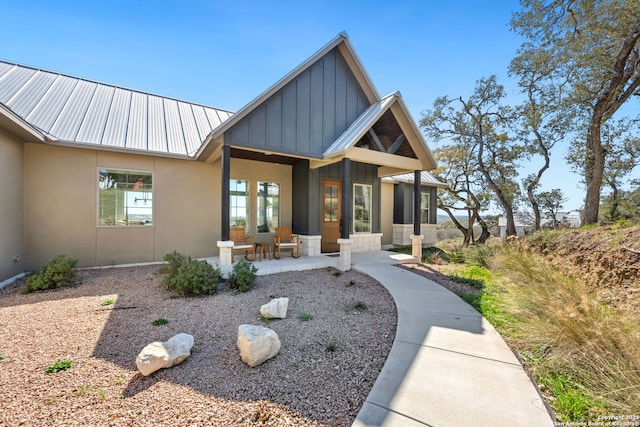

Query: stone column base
left=410, top=234, right=424, bottom=263
left=217, top=241, right=234, bottom=278
left=337, top=238, right=353, bottom=271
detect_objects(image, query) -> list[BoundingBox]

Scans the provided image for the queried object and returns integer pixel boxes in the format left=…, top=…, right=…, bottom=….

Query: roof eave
left=0, top=103, right=46, bottom=142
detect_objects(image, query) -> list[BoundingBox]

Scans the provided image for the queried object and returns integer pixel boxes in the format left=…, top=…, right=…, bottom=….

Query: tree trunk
left=439, top=205, right=472, bottom=247
left=582, top=121, right=606, bottom=225
left=473, top=212, right=491, bottom=243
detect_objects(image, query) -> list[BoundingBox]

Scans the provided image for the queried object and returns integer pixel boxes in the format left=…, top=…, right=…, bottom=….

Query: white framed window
left=98, top=169, right=153, bottom=226
left=353, top=183, right=372, bottom=233
left=230, top=179, right=250, bottom=232
left=256, top=181, right=280, bottom=233
left=421, top=192, right=430, bottom=224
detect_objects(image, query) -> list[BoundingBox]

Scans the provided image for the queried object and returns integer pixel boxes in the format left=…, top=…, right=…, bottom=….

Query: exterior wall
left=0, top=129, right=25, bottom=281
left=380, top=182, right=394, bottom=245
left=225, top=48, right=370, bottom=157
left=230, top=158, right=292, bottom=244
left=392, top=224, right=438, bottom=246
left=22, top=144, right=292, bottom=269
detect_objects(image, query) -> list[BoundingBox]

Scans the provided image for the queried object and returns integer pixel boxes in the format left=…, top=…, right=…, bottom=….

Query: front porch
left=204, top=249, right=416, bottom=276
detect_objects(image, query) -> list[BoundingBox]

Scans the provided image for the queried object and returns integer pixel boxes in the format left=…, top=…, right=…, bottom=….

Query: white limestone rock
left=260, top=297, right=289, bottom=319
left=135, top=333, right=194, bottom=376
left=237, top=324, right=281, bottom=367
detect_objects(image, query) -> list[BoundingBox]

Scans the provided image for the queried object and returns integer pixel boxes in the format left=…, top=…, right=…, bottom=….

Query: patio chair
left=273, top=226, right=300, bottom=259
left=230, top=227, right=256, bottom=262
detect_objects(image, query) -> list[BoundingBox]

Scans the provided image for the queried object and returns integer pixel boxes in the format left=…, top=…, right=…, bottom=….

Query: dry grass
left=493, top=245, right=640, bottom=420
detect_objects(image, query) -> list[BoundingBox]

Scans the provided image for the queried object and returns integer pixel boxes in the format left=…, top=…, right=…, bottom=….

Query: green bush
left=229, top=259, right=258, bottom=293
left=46, top=359, right=72, bottom=374
left=158, top=251, right=220, bottom=296
left=465, top=244, right=497, bottom=268
left=23, top=254, right=78, bottom=294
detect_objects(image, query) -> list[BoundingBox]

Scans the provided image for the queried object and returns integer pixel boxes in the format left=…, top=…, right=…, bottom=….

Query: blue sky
left=2, top=0, right=593, bottom=213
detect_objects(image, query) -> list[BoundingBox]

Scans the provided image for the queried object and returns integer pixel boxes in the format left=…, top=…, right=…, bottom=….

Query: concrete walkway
left=207, top=251, right=555, bottom=426
left=349, top=251, right=554, bottom=427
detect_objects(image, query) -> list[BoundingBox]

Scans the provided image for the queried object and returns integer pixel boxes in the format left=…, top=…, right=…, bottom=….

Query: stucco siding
left=25, top=144, right=98, bottom=270
left=0, top=129, right=25, bottom=281
left=381, top=182, right=394, bottom=245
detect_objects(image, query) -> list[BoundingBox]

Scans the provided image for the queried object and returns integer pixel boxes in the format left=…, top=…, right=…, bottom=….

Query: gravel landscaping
left=0, top=265, right=396, bottom=426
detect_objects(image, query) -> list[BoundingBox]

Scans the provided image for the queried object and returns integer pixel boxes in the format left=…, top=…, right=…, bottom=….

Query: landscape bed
left=0, top=265, right=396, bottom=426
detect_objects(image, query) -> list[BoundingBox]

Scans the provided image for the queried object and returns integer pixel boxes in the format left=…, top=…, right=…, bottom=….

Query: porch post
left=341, top=158, right=351, bottom=239
left=411, top=170, right=424, bottom=262
left=413, top=170, right=421, bottom=236
left=221, top=145, right=230, bottom=241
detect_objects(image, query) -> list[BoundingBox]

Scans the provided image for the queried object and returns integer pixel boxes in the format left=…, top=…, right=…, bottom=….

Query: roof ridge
left=0, top=58, right=235, bottom=115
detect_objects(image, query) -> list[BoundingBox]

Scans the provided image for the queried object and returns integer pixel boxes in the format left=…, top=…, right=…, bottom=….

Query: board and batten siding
left=225, top=48, right=370, bottom=157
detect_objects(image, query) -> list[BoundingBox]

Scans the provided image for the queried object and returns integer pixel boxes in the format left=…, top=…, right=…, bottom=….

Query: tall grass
left=493, top=245, right=640, bottom=421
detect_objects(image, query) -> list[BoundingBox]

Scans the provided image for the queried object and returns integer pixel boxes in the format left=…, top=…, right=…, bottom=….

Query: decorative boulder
left=237, top=324, right=281, bottom=367
left=260, top=297, right=289, bottom=319
left=135, top=333, right=194, bottom=376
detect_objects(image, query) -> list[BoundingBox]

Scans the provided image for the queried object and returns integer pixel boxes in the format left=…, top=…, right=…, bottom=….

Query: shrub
left=151, top=317, right=168, bottom=326
left=158, top=251, right=220, bottom=296
left=298, top=312, right=313, bottom=322
left=23, top=254, right=77, bottom=294
left=228, top=259, right=258, bottom=293
left=46, top=359, right=72, bottom=374
left=465, top=244, right=497, bottom=268
left=325, top=342, right=338, bottom=352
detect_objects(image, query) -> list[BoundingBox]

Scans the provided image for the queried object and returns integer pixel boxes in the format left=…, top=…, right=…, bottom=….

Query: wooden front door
left=321, top=180, right=341, bottom=253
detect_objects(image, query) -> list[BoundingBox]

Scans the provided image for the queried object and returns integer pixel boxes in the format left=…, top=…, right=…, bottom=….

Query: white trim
left=353, top=183, right=373, bottom=233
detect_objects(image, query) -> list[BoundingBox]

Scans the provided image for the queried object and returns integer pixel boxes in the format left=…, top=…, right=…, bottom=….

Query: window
left=230, top=180, right=250, bottom=232
left=256, top=182, right=279, bottom=233
left=421, top=192, right=430, bottom=224
left=353, top=183, right=372, bottom=233
left=324, top=184, right=339, bottom=222
left=98, top=169, right=152, bottom=226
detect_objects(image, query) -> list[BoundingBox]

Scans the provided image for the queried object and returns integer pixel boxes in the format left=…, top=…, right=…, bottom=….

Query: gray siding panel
left=296, top=70, right=311, bottom=155
left=282, top=83, right=297, bottom=152
left=309, top=61, right=324, bottom=155
left=322, top=50, right=336, bottom=148
left=224, top=48, right=369, bottom=158
left=250, top=104, right=266, bottom=147
left=266, top=93, right=283, bottom=150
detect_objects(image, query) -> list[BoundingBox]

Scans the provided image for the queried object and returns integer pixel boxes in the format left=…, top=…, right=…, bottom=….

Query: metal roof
left=323, top=92, right=398, bottom=158
left=0, top=60, right=233, bottom=157
left=382, top=171, right=449, bottom=188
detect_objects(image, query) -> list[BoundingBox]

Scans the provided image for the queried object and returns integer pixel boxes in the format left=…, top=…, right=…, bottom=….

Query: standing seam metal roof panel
left=49, top=80, right=97, bottom=141
left=0, top=62, right=14, bottom=80
left=102, top=88, right=131, bottom=147
left=76, top=85, right=116, bottom=144
left=0, top=60, right=233, bottom=157
left=192, top=105, right=213, bottom=140
left=5, top=72, right=57, bottom=119
left=26, top=75, right=79, bottom=132
left=147, top=95, right=167, bottom=152
left=127, top=92, right=148, bottom=150
left=164, top=98, right=186, bottom=155
left=205, top=108, right=222, bottom=129
left=0, top=68, right=38, bottom=107
left=178, top=101, right=203, bottom=155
